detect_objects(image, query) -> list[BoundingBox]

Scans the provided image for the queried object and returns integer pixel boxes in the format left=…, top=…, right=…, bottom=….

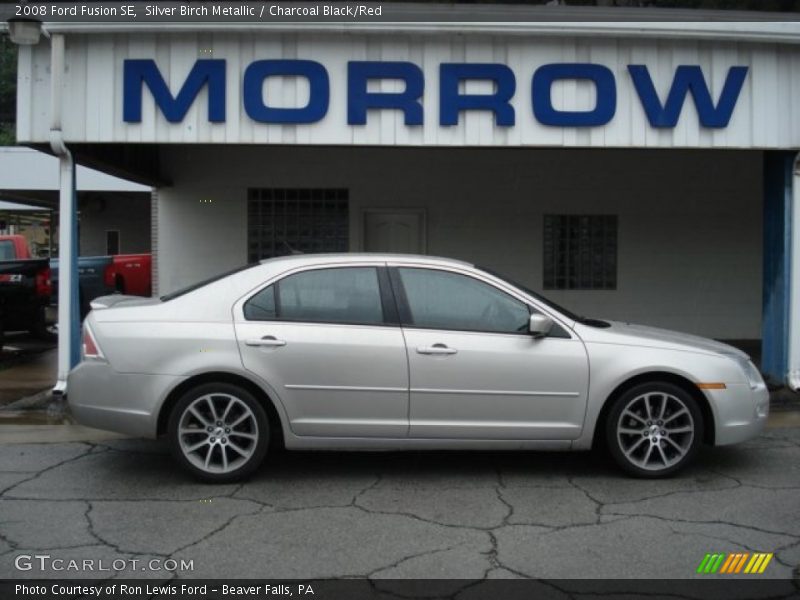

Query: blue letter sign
left=243, top=60, right=329, bottom=123
left=347, top=61, right=424, bottom=126
left=439, top=63, right=516, bottom=126
left=122, top=58, right=749, bottom=132
left=532, top=63, right=616, bottom=127
left=123, top=59, right=226, bottom=123
left=628, top=65, right=748, bottom=128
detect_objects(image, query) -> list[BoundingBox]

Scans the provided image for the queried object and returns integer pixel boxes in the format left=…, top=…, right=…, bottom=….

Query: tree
left=0, top=35, right=17, bottom=145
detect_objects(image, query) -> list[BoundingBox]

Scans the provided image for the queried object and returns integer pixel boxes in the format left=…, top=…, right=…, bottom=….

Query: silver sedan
left=68, top=254, right=769, bottom=482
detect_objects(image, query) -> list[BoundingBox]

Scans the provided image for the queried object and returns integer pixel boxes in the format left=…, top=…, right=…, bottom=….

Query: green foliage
left=0, top=35, right=17, bottom=146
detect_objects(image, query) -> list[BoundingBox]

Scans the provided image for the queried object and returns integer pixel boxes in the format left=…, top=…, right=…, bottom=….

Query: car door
left=235, top=264, right=409, bottom=438
left=390, top=265, right=589, bottom=440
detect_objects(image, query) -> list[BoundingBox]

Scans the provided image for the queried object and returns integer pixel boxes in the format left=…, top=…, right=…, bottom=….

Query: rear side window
left=244, top=267, right=384, bottom=325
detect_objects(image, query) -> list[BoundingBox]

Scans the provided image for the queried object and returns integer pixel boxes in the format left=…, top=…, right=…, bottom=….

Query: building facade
left=8, top=12, right=800, bottom=387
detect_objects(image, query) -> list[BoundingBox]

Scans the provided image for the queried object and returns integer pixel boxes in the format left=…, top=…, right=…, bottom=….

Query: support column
left=789, top=156, right=800, bottom=390
left=53, top=155, right=80, bottom=391
left=761, top=151, right=794, bottom=385
left=50, top=32, right=80, bottom=393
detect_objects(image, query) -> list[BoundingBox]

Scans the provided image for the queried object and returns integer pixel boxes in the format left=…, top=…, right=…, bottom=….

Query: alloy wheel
left=177, top=393, right=259, bottom=474
left=616, top=391, right=695, bottom=471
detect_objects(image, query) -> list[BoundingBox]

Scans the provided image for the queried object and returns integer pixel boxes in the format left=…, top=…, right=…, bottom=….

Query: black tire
left=29, top=308, right=57, bottom=342
left=168, top=383, right=270, bottom=483
left=605, top=381, right=704, bottom=478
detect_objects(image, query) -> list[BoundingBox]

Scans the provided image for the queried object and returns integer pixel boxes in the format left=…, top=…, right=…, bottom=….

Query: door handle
left=416, top=344, right=457, bottom=355
left=245, top=335, right=287, bottom=347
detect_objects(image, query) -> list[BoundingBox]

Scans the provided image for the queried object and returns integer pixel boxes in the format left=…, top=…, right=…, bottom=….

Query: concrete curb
left=1, top=388, right=56, bottom=411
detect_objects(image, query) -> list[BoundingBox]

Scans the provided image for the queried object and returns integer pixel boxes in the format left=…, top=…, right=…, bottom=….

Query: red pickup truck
left=102, top=254, right=152, bottom=297
left=0, top=235, right=34, bottom=261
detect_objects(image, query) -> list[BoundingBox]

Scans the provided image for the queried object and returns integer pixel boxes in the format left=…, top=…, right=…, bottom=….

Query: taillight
left=35, top=267, right=52, bottom=297
left=82, top=324, right=103, bottom=359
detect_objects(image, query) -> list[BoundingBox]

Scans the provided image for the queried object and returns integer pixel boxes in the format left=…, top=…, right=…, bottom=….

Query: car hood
left=575, top=320, right=749, bottom=359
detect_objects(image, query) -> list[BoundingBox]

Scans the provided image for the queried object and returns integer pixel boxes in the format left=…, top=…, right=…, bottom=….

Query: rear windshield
left=159, top=264, right=256, bottom=302
left=0, top=240, right=15, bottom=260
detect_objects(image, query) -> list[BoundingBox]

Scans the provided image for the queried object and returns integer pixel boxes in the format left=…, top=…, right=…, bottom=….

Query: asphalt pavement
left=0, top=424, right=798, bottom=582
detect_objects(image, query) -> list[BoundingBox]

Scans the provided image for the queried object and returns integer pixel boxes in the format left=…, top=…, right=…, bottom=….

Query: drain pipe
left=48, top=32, right=80, bottom=395
left=788, top=153, right=800, bottom=392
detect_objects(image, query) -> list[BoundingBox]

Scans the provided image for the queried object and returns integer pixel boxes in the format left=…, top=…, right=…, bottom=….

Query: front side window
left=396, top=268, right=529, bottom=334
left=243, top=285, right=276, bottom=320
left=244, top=267, right=384, bottom=325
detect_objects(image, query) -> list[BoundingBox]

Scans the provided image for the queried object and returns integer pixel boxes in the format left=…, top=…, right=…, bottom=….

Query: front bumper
left=710, top=382, right=769, bottom=446
left=67, top=360, right=185, bottom=438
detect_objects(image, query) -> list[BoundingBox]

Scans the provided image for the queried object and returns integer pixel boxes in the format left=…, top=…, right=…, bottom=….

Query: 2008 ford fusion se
left=68, top=254, right=768, bottom=482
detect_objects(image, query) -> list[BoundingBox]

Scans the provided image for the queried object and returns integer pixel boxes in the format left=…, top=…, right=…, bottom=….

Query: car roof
left=258, top=253, right=474, bottom=269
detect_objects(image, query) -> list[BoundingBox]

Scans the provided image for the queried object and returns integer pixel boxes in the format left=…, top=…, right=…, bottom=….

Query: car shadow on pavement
left=89, top=436, right=752, bottom=486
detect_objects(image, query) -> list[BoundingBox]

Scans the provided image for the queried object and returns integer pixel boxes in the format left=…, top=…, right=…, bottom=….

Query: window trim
left=242, top=265, right=397, bottom=328
left=388, top=266, right=536, bottom=337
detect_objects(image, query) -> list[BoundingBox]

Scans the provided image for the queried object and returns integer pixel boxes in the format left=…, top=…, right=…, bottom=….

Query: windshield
left=479, top=266, right=585, bottom=323
left=160, top=264, right=256, bottom=302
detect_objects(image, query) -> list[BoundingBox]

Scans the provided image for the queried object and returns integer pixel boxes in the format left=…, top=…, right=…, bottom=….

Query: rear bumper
left=711, top=382, right=769, bottom=446
left=67, top=360, right=184, bottom=438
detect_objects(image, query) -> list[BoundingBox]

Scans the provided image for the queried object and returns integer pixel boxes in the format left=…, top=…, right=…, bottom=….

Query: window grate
left=247, top=188, right=349, bottom=262
left=543, top=215, right=617, bottom=290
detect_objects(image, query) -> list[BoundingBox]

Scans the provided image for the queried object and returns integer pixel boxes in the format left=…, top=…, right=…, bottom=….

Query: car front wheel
left=606, top=382, right=704, bottom=478
left=168, top=383, right=269, bottom=482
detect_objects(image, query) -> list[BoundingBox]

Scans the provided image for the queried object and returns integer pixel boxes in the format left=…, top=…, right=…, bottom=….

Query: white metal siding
left=16, top=32, right=800, bottom=149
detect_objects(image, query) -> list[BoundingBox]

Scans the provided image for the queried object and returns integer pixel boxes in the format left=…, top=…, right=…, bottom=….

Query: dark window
left=396, top=268, right=529, bottom=334
left=247, top=188, right=349, bottom=262
left=0, top=240, right=14, bottom=260
left=106, top=230, right=120, bottom=255
left=244, top=267, right=384, bottom=325
left=543, top=215, right=617, bottom=290
left=243, top=285, right=276, bottom=320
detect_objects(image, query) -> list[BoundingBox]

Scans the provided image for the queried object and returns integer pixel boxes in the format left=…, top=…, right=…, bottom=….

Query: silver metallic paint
left=67, top=254, right=768, bottom=452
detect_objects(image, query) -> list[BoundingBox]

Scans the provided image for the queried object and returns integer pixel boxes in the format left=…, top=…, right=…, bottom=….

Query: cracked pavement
left=0, top=428, right=799, bottom=581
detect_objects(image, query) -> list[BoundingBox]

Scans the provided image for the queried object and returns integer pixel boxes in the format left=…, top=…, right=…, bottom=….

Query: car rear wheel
left=168, top=383, right=269, bottom=482
left=605, top=382, right=703, bottom=478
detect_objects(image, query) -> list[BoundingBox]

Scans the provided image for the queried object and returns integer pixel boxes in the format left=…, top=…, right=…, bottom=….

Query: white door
left=391, top=266, right=590, bottom=440
left=235, top=266, right=409, bottom=438
left=364, top=210, right=425, bottom=253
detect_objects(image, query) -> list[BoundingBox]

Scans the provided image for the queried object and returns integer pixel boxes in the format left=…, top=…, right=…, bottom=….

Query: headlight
left=728, top=355, right=764, bottom=390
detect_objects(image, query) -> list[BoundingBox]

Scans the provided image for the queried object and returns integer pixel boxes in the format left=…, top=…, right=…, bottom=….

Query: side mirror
left=528, top=313, right=554, bottom=339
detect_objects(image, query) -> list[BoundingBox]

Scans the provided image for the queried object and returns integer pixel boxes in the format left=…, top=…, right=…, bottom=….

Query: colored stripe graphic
left=720, top=554, right=736, bottom=574
left=697, top=554, right=713, bottom=573
left=745, top=554, right=761, bottom=574
left=710, top=554, right=725, bottom=573
left=697, top=552, right=773, bottom=575
left=734, top=553, right=750, bottom=573
left=753, top=552, right=772, bottom=573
